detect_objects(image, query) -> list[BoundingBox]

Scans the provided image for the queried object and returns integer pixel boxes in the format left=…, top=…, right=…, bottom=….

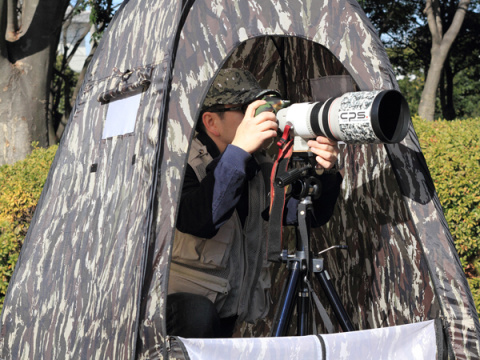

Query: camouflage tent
left=1, top=0, right=479, bottom=359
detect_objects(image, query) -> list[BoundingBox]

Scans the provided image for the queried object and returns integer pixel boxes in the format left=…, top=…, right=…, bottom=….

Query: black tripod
left=271, top=160, right=355, bottom=337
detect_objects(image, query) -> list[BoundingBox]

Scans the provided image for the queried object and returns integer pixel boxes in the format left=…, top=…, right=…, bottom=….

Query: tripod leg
left=314, top=270, right=354, bottom=332
left=297, top=279, right=309, bottom=336
left=273, top=261, right=301, bottom=337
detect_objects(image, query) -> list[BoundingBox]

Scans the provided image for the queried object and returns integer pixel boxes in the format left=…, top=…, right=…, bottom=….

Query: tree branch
left=424, top=0, right=443, bottom=44
left=6, top=0, right=39, bottom=42
left=4, top=0, right=18, bottom=41
left=0, top=0, right=9, bottom=63
left=8, top=0, right=70, bottom=63
left=65, top=25, right=91, bottom=65
left=442, top=0, right=471, bottom=49
left=59, top=1, right=90, bottom=68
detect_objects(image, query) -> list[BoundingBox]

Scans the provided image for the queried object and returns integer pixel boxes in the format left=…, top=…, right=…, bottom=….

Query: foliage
left=362, top=0, right=480, bottom=120
left=68, top=0, right=117, bottom=41
left=413, top=116, right=480, bottom=274
left=88, top=0, right=116, bottom=41
left=450, top=66, right=480, bottom=119
left=359, top=0, right=423, bottom=42
left=0, top=144, right=58, bottom=311
left=396, top=69, right=454, bottom=120
left=397, top=70, right=427, bottom=118
left=393, top=49, right=480, bottom=120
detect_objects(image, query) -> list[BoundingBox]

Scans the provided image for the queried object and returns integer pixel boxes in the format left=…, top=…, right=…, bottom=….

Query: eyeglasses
left=205, top=103, right=250, bottom=114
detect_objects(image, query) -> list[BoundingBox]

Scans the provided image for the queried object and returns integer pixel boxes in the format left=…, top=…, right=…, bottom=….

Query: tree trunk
left=418, top=0, right=470, bottom=121
left=442, top=60, right=456, bottom=120
left=0, top=0, right=70, bottom=165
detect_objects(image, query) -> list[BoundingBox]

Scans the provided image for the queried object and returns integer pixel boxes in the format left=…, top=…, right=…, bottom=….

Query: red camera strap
left=266, top=125, right=293, bottom=261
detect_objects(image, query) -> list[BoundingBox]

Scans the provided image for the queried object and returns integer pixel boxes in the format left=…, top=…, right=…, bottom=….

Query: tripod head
left=275, top=152, right=323, bottom=200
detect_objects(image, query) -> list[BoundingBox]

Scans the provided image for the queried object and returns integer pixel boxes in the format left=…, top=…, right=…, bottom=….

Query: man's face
left=216, top=105, right=245, bottom=145
left=205, top=104, right=247, bottom=152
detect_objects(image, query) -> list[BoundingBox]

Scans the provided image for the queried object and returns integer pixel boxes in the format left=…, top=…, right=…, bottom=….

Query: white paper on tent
left=102, top=93, right=142, bottom=139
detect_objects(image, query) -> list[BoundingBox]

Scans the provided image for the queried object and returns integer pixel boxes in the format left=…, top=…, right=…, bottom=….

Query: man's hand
left=307, top=136, right=339, bottom=170
left=231, top=100, right=278, bottom=154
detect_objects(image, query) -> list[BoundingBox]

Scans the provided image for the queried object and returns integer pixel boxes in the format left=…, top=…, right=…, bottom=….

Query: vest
left=168, top=138, right=271, bottom=323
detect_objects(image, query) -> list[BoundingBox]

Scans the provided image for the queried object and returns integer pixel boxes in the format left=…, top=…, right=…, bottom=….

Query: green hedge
left=1, top=119, right=479, bottom=314
left=469, top=278, right=480, bottom=314
left=0, top=144, right=57, bottom=311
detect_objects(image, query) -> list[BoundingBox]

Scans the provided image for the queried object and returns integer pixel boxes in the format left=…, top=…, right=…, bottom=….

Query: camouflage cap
left=202, top=68, right=280, bottom=110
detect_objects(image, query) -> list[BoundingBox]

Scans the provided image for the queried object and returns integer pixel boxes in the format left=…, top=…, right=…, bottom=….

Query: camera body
left=259, top=90, right=410, bottom=151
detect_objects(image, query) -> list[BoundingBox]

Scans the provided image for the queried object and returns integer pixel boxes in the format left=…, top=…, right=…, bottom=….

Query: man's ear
left=202, top=112, right=221, bottom=137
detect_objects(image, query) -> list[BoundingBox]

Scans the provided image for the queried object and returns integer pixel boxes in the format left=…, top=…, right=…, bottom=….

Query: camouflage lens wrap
left=254, top=95, right=291, bottom=116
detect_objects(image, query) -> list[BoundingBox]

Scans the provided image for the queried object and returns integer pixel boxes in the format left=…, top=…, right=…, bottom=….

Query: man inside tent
left=167, top=68, right=342, bottom=338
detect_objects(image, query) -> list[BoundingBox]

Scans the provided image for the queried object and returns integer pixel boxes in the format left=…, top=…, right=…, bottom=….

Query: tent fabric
left=141, top=0, right=479, bottom=357
left=0, top=1, right=184, bottom=358
left=178, top=320, right=438, bottom=360
left=1, top=0, right=479, bottom=359
left=386, top=134, right=480, bottom=356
